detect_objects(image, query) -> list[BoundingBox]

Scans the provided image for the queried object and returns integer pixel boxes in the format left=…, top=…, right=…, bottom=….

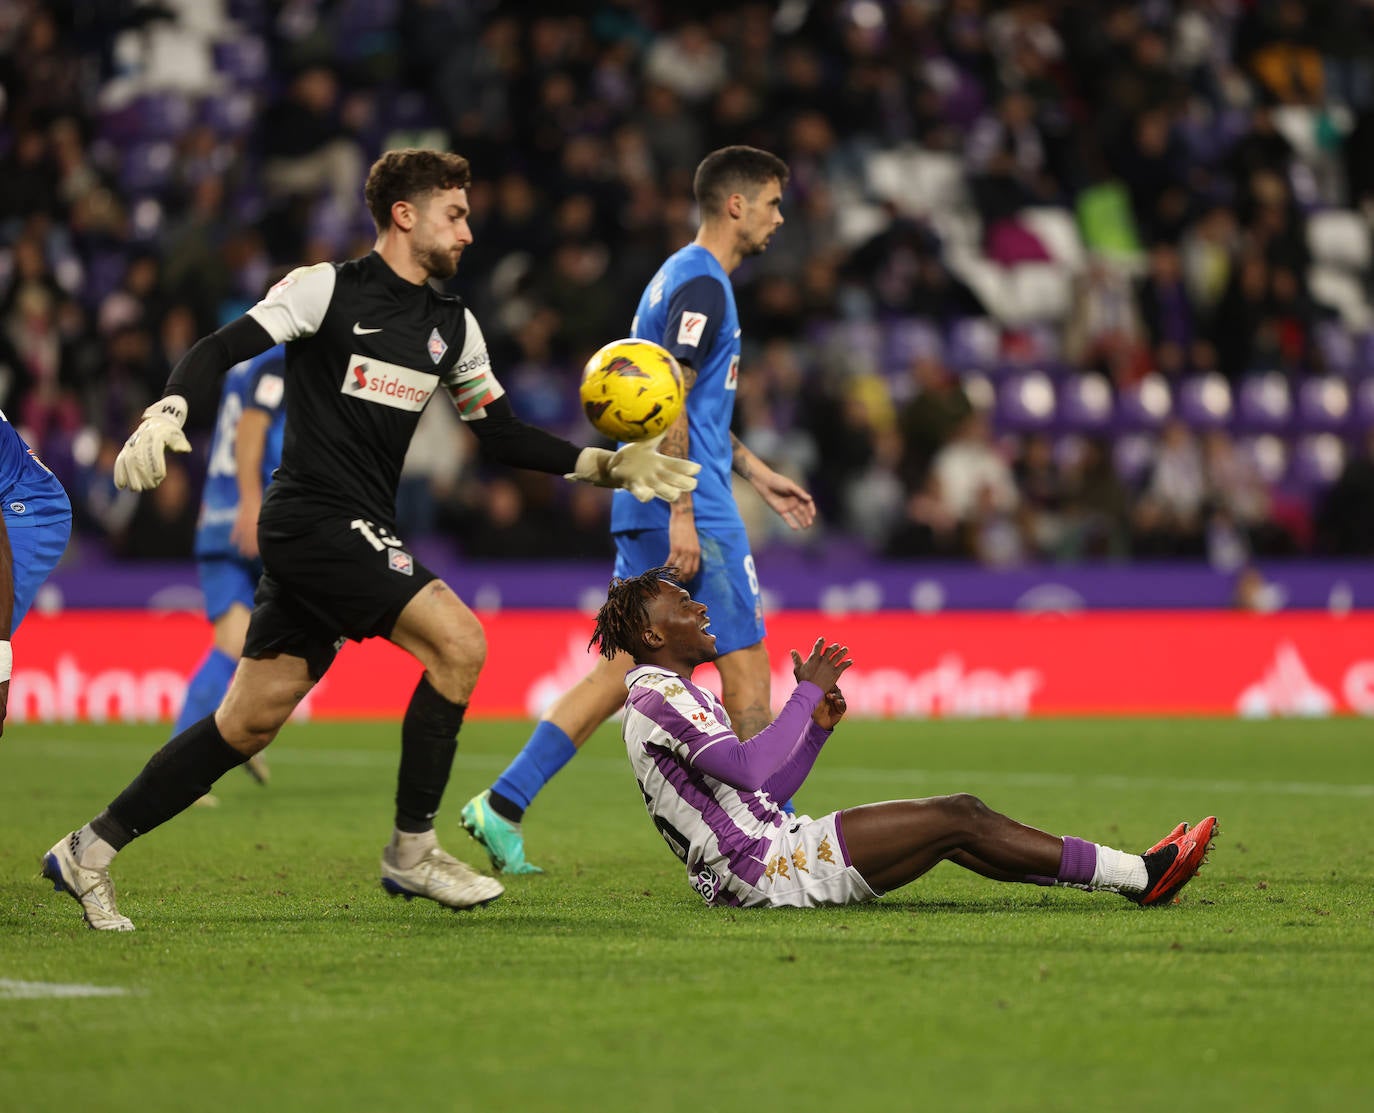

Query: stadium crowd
left=2, top=0, right=1374, bottom=571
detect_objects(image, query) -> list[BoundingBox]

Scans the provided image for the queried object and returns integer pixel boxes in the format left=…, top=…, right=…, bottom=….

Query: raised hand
left=790, top=637, right=852, bottom=696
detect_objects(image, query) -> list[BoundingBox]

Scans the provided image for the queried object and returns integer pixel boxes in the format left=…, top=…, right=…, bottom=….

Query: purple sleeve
left=760, top=720, right=832, bottom=803
left=687, top=682, right=824, bottom=791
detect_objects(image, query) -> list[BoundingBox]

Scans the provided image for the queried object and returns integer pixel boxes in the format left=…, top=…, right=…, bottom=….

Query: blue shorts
left=6, top=515, right=72, bottom=632
left=197, top=555, right=262, bottom=623
left=613, top=527, right=765, bottom=656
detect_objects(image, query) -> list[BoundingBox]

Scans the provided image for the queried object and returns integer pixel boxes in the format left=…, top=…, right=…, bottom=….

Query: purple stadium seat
left=1352, top=378, right=1374, bottom=428
left=884, top=318, right=944, bottom=369
left=1233, top=372, right=1293, bottom=432
left=1115, top=373, right=1172, bottom=429
left=1295, top=376, right=1351, bottom=431
left=212, top=37, right=268, bottom=85
left=1287, top=433, right=1346, bottom=489
left=1238, top=434, right=1289, bottom=486
left=382, top=89, right=435, bottom=131
left=1175, top=373, right=1233, bottom=429
left=337, top=0, right=401, bottom=32
left=946, top=317, right=1000, bottom=371
left=82, top=251, right=129, bottom=309
left=1057, top=372, right=1113, bottom=432
left=201, top=90, right=256, bottom=136
left=119, top=141, right=176, bottom=195
left=1315, top=319, right=1357, bottom=377
left=1358, top=331, right=1374, bottom=380
left=97, top=103, right=145, bottom=145
left=1112, top=432, right=1157, bottom=489
left=134, top=93, right=195, bottom=141
left=995, top=371, right=1056, bottom=432
left=128, top=197, right=165, bottom=242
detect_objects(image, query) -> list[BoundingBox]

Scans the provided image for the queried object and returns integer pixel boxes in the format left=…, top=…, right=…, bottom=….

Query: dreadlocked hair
left=590, top=565, right=680, bottom=660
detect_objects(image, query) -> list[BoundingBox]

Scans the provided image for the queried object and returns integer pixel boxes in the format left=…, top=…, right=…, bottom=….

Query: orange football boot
left=1132, top=816, right=1218, bottom=906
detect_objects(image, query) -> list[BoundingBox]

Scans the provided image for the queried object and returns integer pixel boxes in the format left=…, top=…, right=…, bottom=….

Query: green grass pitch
left=2, top=717, right=1371, bottom=1113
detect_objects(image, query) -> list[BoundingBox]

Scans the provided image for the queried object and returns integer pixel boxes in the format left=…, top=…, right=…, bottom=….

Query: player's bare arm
left=659, top=360, right=701, bottom=578
left=730, top=432, right=816, bottom=530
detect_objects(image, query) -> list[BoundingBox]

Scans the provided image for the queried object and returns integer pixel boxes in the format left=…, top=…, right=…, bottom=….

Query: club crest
left=428, top=328, right=447, bottom=364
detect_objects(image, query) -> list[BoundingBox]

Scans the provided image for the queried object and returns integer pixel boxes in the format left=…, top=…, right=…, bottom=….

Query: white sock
left=74, top=825, right=118, bottom=871
left=1091, top=845, right=1148, bottom=893
left=389, top=828, right=437, bottom=869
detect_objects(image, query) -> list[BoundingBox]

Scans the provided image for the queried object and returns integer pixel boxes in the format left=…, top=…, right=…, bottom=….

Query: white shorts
left=738, top=811, right=880, bottom=908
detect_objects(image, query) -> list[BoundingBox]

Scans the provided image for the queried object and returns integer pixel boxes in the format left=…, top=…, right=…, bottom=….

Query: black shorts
left=242, top=506, right=437, bottom=679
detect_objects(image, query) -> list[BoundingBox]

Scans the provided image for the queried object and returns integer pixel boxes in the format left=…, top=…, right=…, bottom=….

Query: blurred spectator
left=1210, top=252, right=1271, bottom=382
left=1061, top=436, right=1131, bottom=560
left=895, top=356, right=974, bottom=495
left=1137, top=241, right=1213, bottom=378
left=259, top=65, right=365, bottom=223
left=1317, top=429, right=1374, bottom=555
left=114, top=459, right=199, bottom=560
left=1133, top=419, right=1207, bottom=556
left=889, top=411, right=1021, bottom=563
left=643, top=22, right=727, bottom=104
left=1064, top=258, right=1149, bottom=385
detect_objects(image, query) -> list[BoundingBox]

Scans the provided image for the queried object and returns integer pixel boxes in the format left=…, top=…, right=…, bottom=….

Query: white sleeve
left=442, top=308, right=507, bottom=420
left=245, top=263, right=337, bottom=344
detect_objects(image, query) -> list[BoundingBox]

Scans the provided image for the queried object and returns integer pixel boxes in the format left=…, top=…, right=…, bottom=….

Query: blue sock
left=781, top=798, right=796, bottom=815
left=491, top=721, right=579, bottom=817
left=172, top=648, right=237, bottom=736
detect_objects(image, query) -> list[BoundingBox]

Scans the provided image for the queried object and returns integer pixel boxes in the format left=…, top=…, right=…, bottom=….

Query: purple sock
left=1025, top=836, right=1097, bottom=887
left=1057, top=836, right=1098, bottom=885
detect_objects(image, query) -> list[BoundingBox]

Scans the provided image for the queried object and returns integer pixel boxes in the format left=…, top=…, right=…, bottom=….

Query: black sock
left=395, top=674, right=466, bottom=833
left=487, top=790, right=525, bottom=824
left=106, top=715, right=248, bottom=839
left=89, top=808, right=135, bottom=851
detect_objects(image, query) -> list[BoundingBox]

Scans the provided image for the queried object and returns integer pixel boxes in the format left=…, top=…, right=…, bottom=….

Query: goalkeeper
left=39, top=148, right=698, bottom=932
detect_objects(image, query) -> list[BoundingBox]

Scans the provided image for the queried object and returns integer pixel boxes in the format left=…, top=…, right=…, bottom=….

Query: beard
left=742, top=230, right=774, bottom=257
left=415, top=238, right=459, bottom=280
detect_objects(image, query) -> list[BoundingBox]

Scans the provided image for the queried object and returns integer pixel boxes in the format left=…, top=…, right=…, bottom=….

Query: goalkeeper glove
left=113, top=395, right=191, bottom=491
left=567, top=435, right=701, bottom=503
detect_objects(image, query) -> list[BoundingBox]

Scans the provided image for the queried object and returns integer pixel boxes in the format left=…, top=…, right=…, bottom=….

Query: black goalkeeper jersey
left=245, top=251, right=504, bottom=527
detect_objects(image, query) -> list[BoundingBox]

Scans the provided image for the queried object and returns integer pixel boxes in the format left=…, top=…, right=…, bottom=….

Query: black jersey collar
left=364, top=250, right=432, bottom=295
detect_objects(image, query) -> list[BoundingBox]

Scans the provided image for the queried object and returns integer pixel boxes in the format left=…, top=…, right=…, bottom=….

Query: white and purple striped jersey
left=622, top=664, right=833, bottom=906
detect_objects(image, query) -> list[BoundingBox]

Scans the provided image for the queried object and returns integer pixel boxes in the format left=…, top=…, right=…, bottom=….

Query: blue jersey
left=194, top=348, right=286, bottom=558
left=1, top=408, right=69, bottom=529
left=611, top=244, right=741, bottom=533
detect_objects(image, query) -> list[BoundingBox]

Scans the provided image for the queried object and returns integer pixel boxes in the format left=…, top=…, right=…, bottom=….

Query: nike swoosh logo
left=353, top=323, right=383, bottom=335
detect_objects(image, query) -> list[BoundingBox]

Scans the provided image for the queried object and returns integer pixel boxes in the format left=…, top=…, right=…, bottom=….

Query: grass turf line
left=1, top=718, right=1371, bottom=1113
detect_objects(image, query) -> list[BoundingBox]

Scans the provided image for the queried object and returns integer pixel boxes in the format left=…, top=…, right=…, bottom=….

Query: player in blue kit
left=175, top=347, right=287, bottom=788
left=463, top=146, right=816, bottom=873
left=1, top=410, right=73, bottom=736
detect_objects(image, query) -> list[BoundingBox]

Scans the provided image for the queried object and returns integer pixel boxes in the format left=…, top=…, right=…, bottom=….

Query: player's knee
left=941, top=793, right=991, bottom=830
left=434, top=621, right=486, bottom=675
left=216, top=704, right=286, bottom=753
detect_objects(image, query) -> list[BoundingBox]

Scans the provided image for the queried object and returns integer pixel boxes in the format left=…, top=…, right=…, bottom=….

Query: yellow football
left=579, top=338, right=686, bottom=442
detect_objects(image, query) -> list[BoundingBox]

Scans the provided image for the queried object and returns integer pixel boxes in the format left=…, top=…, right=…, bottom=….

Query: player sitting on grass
left=592, top=566, right=1217, bottom=909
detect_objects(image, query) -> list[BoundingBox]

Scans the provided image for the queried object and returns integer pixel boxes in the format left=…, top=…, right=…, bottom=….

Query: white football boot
left=41, top=833, right=135, bottom=932
left=380, top=844, right=504, bottom=910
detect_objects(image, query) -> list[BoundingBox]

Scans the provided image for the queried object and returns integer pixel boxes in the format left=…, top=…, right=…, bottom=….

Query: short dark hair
left=590, top=565, right=680, bottom=660
left=364, top=148, right=472, bottom=230
left=693, top=145, right=789, bottom=217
